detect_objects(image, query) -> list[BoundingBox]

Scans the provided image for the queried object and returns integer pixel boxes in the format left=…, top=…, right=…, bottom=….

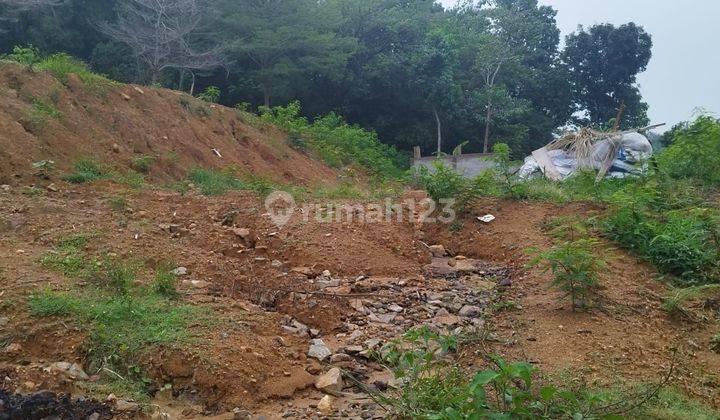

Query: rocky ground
left=1, top=182, right=719, bottom=419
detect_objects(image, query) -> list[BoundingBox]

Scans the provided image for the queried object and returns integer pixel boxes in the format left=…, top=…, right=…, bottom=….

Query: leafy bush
left=528, top=239, right=606, bottom=310
left=657, top=116, right=720, bottom=186
left=62, top=159, right=110, bottom=184
left=261, top=101, right=404, bottom=179
left=414, top=161, right=466, bottom=203
left=602, top=177, right=720, bottom=285
left=4, top=45, right=41, bottom=68
left=196, top=86, right=221, bottom=103
left=377, top=327, right=598, bottom=418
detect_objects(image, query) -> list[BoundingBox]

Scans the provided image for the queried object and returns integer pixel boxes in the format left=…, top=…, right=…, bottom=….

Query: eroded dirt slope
left=0, top=63, right=337, bottom=187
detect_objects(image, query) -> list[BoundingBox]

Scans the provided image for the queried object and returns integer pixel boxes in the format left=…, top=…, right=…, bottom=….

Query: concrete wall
left=412, top=153, right=498, bottom=179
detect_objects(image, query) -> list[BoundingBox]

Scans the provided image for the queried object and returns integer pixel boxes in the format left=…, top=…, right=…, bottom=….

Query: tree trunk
left=189, top=72, right=196, bottom=96
left=483, top=104, right=492, bottom=154
left=433, top=107, right=442, bottom=157
left=262, top=85, right=271, bottom=108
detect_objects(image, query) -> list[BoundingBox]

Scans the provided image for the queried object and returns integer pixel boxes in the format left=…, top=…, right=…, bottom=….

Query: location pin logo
left=265, top=191, right=295, bottom=228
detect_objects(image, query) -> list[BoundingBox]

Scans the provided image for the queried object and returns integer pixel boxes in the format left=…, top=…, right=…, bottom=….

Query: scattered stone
left=330, top=353, right=353, bottom=363
left=45, top=183, right=59, bottom=192
left=50, top=362, right=90, bottom=381
left=428, top=244, right=446, bottom=257
left=308, top=339, right=332, bottom=361
left=499, top=278, right=512, bottom=287
left=4, top=343, right=22, bottom=353
left=182, top=279, right=209, bottom=288
left=317, top=395, right=335, bottom=415
left=315, top=368, right=343, bottom=395
left=0, top=317, right=9, bottom=327
left=0, top=185, right=10, bottom=191
left=347, top=330, right=364, bottom=343
left=291, top=267, right=315, bottom=277
left=232, top=227, right=251, bottom=239
left=115, top=400, right=139, bottom=412
left=309, top=328, right=320, bottom=337
left=171, top=267, right=188, bottom=276
left=111, top=143, right=120, bottom=153
left=121, top=93, right=131, bottom=100
left=447, top=258, right=457, bottom=267
left=459, top=305, right=482, bottom=318
left=387, top=304, right=404, bottom=313
left=322, top=270, right=331, bottom=277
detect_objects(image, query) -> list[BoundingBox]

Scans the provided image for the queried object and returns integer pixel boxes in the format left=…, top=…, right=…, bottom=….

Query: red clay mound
left=0, top=63, right=338, bottom=187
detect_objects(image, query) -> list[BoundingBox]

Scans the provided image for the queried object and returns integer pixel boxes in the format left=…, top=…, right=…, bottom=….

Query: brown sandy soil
left=0, top=62, right=337, bottom=187
left=429, top=199, right=720, bottom=406
left=0, top=64, right=718, bottom=417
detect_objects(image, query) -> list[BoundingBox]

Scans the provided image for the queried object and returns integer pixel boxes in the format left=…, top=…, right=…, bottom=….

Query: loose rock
left=315, top=367, right=343, bottom=395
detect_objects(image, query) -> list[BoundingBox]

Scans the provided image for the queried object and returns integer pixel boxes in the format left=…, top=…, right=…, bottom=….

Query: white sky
left=439, top=0, right=720, bottom=130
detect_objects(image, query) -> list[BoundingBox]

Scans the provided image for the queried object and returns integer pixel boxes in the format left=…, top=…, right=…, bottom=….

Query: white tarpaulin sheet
left=518, top=132, right=653, bottom=180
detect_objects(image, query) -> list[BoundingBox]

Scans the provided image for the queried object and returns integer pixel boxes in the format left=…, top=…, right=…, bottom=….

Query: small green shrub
left=414, top=161, right=466, bottom=203
left=114, top=170, right=147, bottom=189
left=711, top=334, right=720, bottom=353
left=131, top=155, right=155, bottom=174
left=196, top=86, right=220, bottom=103
left=377, top=327, right=594, bottom=418
left=602, top=177, right=720, bottom=285
left=108, top=195, right=128, bottom=212
left=152, top=264, right=180, bottom=299
left=187, top=167, right=286, bottom=197
left=5, top=45, right=41, bottom=69
left=313, top=182, right=363, bottom=199
left=528, top=238, right=606, bottom=310
left=261, top=101, right=404, bottom=179
left=660, top=284, right=720, bottom=316
left=62, top=159, right=110, bottom=184
left=35, top=53, right=116, bottom=91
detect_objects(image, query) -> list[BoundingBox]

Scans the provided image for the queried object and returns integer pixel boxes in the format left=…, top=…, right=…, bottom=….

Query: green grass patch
left=187, top=167, right=303, bottom=198
left=28, top=289, right=205, bottom=384
left=32, top=235, right=209, bottom=399
left=61, top=159, right=110, bottom=184
left=23, top=98, right=62, bottom=133
left=35, top=53, right=117, bottom=92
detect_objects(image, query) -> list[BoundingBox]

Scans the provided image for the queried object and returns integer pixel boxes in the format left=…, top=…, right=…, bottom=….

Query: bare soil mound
left=0, top=63, right=337, bottom=187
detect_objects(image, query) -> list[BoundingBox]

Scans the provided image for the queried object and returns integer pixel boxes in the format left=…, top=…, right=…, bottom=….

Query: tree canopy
left=0, top=0, right=653, bottom=157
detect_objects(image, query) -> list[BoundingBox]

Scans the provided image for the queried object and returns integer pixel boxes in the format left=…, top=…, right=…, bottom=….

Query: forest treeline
left=0, top=0, right=652, bottom=156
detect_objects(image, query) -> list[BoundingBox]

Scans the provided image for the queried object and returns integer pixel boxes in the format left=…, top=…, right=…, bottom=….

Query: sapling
left=528, top=238, right=605, bottom=310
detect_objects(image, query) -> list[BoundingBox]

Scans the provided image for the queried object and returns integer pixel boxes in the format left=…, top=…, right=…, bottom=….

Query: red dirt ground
left=0, top=65, right=718, bottom=417
left=0, top=62, right=337, bottom=187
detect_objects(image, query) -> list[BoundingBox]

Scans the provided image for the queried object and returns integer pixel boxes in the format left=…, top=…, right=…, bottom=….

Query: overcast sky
left=439, top=0, right=720, bottom=130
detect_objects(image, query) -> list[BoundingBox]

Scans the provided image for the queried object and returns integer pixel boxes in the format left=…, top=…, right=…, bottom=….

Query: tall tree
left=563, top=23, right=652, bottom=128
left=99, top=0, right=224, bottom=85
left=218, top=0, right=355, bottom=107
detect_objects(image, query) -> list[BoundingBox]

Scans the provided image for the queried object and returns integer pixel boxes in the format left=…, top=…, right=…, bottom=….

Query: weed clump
left=62, top=159, right=110, bottom=184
